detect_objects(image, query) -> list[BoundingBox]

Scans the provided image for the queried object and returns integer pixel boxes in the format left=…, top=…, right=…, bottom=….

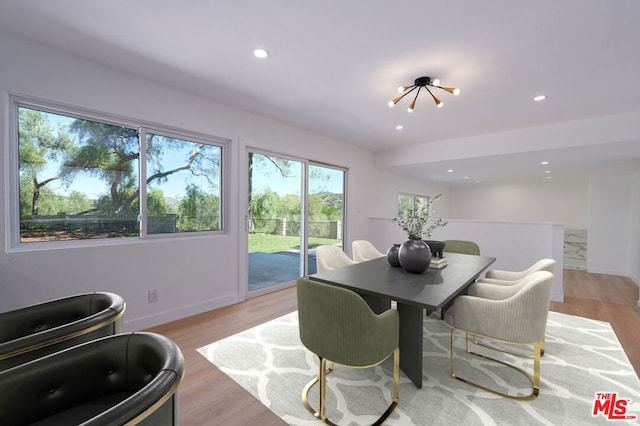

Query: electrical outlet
left=148, top=289, right=159, bottom=303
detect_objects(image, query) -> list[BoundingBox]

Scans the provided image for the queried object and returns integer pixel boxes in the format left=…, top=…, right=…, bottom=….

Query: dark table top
left=309, top=253, right=496, bottom=310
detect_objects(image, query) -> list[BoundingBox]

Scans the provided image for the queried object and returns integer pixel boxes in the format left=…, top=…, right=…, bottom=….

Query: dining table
left=309, top=252, right=496, bottom=388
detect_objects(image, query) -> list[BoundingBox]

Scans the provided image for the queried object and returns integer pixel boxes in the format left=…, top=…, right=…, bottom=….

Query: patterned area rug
left=198, top=311, right=640, bottom=425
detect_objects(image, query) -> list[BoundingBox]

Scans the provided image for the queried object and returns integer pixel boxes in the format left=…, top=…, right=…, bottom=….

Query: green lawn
left=248, top=233, right=341, bottom=253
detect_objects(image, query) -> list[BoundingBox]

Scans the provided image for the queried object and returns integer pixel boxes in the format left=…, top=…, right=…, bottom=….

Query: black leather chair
left=0, top=332, right=184, bottom=425
left=0, top=292, right=125, bottom=371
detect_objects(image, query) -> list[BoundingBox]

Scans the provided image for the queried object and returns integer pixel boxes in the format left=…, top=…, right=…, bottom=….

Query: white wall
left=588, top=175, right=634, bottom=276
left=366, top=170, right=450, bottom=220
left=0, top=32, right=429, bottom=329
left=448, top=180, right=589, bottom=228
left=448, top=176, right=640, bottom=291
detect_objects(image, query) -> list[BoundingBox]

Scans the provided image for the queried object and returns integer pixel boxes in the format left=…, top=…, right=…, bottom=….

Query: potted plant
left=390, top=194, right=448, bottom=273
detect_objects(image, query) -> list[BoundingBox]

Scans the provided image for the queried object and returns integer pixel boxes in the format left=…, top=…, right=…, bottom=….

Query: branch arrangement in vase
left=392, top=193, right=448, bottom=240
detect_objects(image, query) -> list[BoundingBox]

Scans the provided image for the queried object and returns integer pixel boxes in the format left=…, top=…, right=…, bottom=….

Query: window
left=144, top=131, right=222, bottom=235
left=397, top=193, right=430, bottom=217
left=12, top=97, right=227, bottom=247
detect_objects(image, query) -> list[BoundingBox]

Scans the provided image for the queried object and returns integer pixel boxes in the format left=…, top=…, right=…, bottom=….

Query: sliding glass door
left=247, top=150, right=345, bottom=293
left=308, top=163, right=346, bottom=263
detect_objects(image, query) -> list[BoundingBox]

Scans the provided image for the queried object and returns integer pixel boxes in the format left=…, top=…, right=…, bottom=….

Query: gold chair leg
left=318, top=357, right=332, bottom=425
left=451, top=328, right=542, bottom=401
left=373, top=347, right=400, bottom=426
left=472, top=334, right=546, bottom=358
left=301, top=349, right=399, bottom=425
left=302, top=357, right=334, bottom=420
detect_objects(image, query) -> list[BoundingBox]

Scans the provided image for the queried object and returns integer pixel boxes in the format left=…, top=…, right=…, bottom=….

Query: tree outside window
left=16, top=104, right=224, bottom=243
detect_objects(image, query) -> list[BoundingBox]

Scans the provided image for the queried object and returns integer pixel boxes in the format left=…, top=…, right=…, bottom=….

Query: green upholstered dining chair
left=437, top=240, right=480, bottom=320
left=448, top=270, right=554, bottom=400
left=296, top=278, right=399, bottom=425
left=443, top=240, right=480, bottom=255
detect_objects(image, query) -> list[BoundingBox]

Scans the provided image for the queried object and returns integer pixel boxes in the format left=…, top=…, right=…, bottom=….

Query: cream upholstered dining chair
left=296, top=278, right=399, bottom=425
left=352, top=240, right=385, bottom=262
left=315, top=245, right=357, bottom=273
left=471, top=269, right=555, bottom=357
left=478, top=258, right=556, bottom=286
left=448, top=270, right=554, bottom=400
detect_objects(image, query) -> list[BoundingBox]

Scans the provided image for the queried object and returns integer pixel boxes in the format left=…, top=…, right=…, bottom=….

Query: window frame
left=140, top=127, right=226, bottom=238
left=397, top=192, right=432, bottom=218
left=7, top=94, right=230, bottom=251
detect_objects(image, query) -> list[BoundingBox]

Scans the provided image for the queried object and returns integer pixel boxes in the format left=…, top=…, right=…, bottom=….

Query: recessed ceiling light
left=464, top=176, right=469, bottom=179
left=395, top=125, right=404, bottom=130
left=533, top=95, right=547, bottom=102
left=253, top=48, right=270, bottom=59
left=547, top=176, right=553, bottom=179
left=447, top=169, right=454, bottom=173
left=545, top=170, right=551, bottom=174
left=541, top=161, right=549, bottom=165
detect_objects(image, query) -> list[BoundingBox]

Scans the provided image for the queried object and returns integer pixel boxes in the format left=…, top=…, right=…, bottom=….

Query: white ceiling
left=1, top=0, right=640, bottom=185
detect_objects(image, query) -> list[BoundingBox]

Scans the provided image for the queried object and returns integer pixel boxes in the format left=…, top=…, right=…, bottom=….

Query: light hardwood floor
left=145, top=270, right=640, bottom=426
left=551, top=269, right=640, bottom=378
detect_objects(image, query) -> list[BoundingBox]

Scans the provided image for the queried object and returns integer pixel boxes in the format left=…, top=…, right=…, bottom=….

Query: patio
left=248, top=250, right=318, bottom=291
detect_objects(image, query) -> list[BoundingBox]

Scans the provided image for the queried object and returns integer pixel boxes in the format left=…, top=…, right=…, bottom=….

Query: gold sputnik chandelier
left=388, top=76, right=460, bottom=112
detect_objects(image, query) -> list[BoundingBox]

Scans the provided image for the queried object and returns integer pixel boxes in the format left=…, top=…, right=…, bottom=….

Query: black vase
left=398, top=239, right=432, bottom=274
left=423, top=240, right=445, bottom=258
left=386, top=243, right=401, bottom=267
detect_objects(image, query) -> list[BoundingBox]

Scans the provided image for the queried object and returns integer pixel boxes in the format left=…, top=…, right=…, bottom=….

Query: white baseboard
left=123, top=294, right=239, bottom=332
